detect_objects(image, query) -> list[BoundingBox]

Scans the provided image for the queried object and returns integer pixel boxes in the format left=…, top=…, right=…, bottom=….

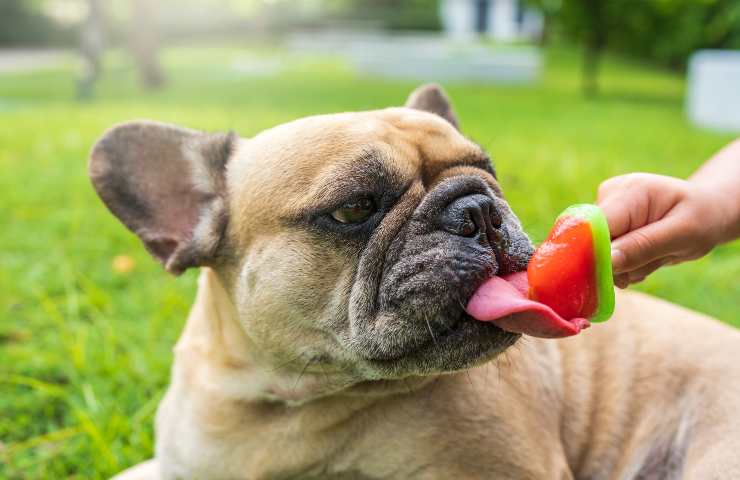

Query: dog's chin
left=361, top=312, right=520, bottom=379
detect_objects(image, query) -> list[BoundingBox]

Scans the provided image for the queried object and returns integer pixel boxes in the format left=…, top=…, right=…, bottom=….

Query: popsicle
left=528, top=204, right=615, bottom=323
left=466, top=204, right=615, bottom=338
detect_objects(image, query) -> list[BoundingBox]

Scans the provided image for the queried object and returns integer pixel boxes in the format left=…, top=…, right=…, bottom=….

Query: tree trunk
left=581, top=0, right=606, bottom=97
left=582, top=41, right=603, bottom=97
left=129, top=0, right=165, bottom=90
left=77, top=0, right=105, bottom=100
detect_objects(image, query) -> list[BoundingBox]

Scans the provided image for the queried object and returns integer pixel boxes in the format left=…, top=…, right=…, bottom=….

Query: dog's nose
left=438, top=193, right=502, bottom=239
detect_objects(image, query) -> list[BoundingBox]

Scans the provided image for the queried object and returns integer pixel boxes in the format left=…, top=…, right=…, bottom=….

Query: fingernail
left=611, top=248, right=626, bottom=272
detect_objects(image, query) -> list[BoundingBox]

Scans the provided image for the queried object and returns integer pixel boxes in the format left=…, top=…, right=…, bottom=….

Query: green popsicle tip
left=558, top=204, right=615, bottom=322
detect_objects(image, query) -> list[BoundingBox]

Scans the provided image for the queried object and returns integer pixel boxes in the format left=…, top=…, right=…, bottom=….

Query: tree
left=529, top=0, right=618, bottom=96
left=528, top=0, right=740, bottom=96
left=323, top=0, right=441, bottom=31
left=77, top=0, right=105, bottom=100
left=0, top=0, right=72, bottom=46
left=571, top=0, right=607, bottom=96
left=128, top=0, right=166, bottom=89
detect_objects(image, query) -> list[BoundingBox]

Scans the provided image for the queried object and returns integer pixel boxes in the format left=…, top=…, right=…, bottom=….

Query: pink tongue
left=466, top=272, right=589, bottom=338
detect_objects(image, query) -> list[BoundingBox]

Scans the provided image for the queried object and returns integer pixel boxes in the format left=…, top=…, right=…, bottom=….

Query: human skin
left=597, top=139, right=740, bottom=288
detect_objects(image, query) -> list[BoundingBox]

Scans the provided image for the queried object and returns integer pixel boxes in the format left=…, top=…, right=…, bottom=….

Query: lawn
left=1, top=43, right=738, bottom=478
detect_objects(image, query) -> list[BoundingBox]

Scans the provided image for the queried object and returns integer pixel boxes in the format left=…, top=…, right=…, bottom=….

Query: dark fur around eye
left=331, top=197, right=377, bottom=224
left=312, top=191, right=398, bottom=239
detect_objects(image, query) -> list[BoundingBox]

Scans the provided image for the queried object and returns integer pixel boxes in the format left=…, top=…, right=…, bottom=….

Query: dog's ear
left=89, top=120, right=237, bottom=275
left=405, top=83, right=459, bottom=130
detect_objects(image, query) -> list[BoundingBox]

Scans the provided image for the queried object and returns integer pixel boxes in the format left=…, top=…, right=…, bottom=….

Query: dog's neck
left=165, top=270, right=572, bottom=478
left=173, top=268, right=433, bottom=406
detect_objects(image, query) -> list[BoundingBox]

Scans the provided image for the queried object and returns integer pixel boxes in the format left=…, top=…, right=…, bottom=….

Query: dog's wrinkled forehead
left=227, top=107, right=493, bottom=234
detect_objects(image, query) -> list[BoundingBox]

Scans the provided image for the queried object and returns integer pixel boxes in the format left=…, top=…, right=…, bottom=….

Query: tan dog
left=90, top=85, right=740, bottom=480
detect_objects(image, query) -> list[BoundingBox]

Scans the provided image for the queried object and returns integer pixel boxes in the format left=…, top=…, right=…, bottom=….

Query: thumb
left=598, top=185, right=651, bottom=240
left=599, top=197, right=633, bottom=240
left=610, top=219, right=684, bottom=274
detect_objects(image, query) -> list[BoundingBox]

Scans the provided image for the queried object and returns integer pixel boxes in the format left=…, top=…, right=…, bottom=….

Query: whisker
left=423, top=374, right=444, bottom=407
left=484, top=360, right=491, bottom=389
left=292, top=358, right=313, bottom=392
left=318, top=362, right=333, bottom=389
left=465, top=370, right=475, bottom=392
left=424, top=313, right=438, bottom=346
left=267, top=352, right=305, bottom=373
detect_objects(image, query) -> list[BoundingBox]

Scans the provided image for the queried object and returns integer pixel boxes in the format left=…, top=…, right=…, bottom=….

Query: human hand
left=597, top=173, right=733, bottom=288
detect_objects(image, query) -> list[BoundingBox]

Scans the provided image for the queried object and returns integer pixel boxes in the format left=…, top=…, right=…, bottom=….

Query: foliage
left=1, top=45, right=739, bottom=478
left=323, top=0, right=442, bottom=31
left=610, top=0, right=740, bottom=68
left=531, top=0, right=740, bottom=69
left=0, top=0, right=76, bottom=46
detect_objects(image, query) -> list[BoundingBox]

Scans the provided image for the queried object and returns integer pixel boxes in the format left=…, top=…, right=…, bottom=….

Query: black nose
left=438, top=193, right=502, bottom=238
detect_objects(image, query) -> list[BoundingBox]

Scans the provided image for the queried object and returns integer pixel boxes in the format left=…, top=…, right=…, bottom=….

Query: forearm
left=689, top=139, right=740, bottom=243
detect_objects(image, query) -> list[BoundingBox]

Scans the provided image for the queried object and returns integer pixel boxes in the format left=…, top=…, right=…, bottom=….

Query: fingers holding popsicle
left=597, top=172, right=729, bottom=287
left=597, top=138, right=740, bottom=287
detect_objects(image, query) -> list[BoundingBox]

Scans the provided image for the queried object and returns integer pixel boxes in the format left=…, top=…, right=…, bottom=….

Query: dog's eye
left=330, top=198, right=376, bottom=224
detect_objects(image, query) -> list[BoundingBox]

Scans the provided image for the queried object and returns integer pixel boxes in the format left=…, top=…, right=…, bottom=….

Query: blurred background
left=1, top=0, right=739, bottom=478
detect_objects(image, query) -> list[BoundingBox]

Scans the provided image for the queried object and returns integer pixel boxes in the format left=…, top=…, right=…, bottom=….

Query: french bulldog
left=90, top=85, right=740, bottom=480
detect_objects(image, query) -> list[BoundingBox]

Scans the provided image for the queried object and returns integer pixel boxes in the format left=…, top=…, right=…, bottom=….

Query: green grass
left=1, top=43, right=738, bottom=478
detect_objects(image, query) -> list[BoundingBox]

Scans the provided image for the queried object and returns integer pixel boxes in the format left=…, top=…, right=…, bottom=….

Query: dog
left=90, top=84, right=740, bottom=479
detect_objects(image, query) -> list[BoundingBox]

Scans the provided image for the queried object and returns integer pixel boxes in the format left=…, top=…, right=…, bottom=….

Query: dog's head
left=90, top=84, right=533, bottom=400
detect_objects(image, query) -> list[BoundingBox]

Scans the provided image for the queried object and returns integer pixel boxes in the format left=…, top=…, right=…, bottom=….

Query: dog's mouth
left=364, top=268, right=591, bottom=377
left=362, top=307, right=518, bottom=377
left=466, top=272, right=590, bottom=338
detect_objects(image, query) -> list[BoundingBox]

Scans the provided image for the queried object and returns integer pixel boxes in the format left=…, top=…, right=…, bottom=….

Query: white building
left=687, top=50, right=740, bottom=132
left=440, top=0, right=543, bottom=42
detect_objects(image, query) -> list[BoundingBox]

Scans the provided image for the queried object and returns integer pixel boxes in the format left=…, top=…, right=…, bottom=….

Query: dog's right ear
left=89, top=120, right=237, bottom=275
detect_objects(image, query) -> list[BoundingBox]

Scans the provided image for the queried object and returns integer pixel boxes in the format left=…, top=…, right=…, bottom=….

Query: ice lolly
left=528, top=204, right=615, bottom=323
left=466, top=204, right=615, bottom=338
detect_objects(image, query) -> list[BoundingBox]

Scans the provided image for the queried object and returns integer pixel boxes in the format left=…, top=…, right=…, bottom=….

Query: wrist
left=690, top=182, right=740, bottom=245
left=724, top=200, right=740, bottom=242
left=688, top=139, right=740, bottom=244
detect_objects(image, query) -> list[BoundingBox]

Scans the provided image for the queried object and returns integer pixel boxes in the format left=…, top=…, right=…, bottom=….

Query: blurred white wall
left=440, top=0, right=542, bottom=42
left=488, top=0, right=516, bottom=41
left=687, top=50, right=740, bottom=132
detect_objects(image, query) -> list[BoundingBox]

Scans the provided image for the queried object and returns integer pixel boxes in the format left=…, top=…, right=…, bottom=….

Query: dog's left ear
left=405, top=83, right=459, bottom=130
left=89, top=120, right=237, bottom=275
